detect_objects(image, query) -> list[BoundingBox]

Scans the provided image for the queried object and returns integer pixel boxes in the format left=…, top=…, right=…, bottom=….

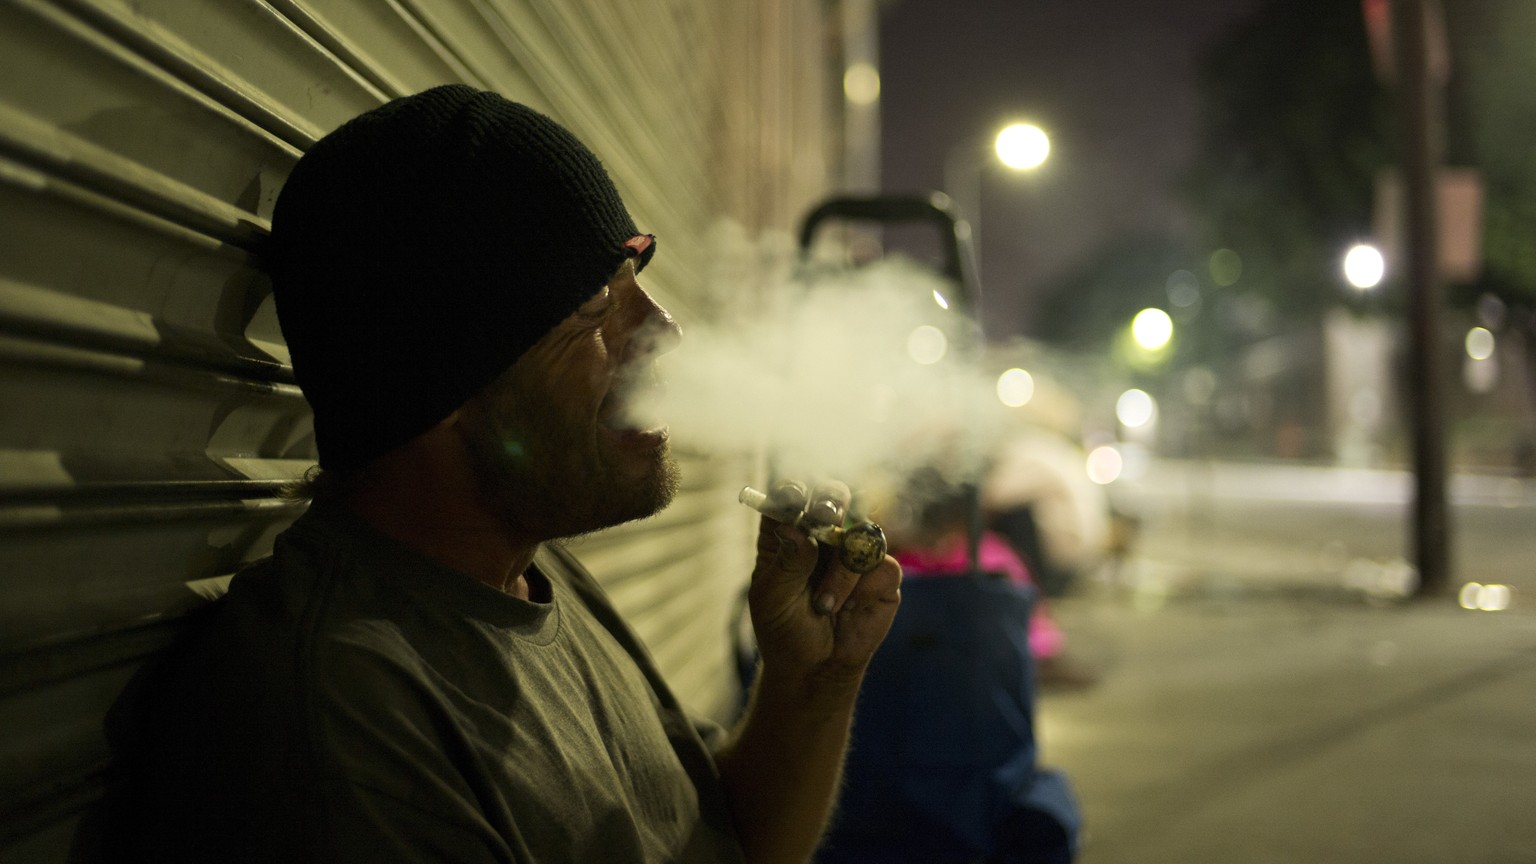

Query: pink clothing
left=894, top=532, right=1066, bottom=660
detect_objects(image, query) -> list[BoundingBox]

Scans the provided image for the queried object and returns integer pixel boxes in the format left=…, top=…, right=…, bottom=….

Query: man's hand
left=746, top=479, right=902, bottom=697
left=719, top=479, right=901, bottom=863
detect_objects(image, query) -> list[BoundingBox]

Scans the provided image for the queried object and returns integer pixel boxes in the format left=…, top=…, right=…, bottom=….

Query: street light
left=1343, top=243, right=1386, bottom=290
left=995, top=123, right=1050, bottom=170
left=1465, top=326, right=1494, bottom=360
left=1132, top=308, right=1174, bottom=351
left=942, top=120, right=1051, bottom=284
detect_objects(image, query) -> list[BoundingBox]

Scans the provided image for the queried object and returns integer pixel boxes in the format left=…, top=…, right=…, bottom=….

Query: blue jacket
left=817, top=573, right=1080, bottom=864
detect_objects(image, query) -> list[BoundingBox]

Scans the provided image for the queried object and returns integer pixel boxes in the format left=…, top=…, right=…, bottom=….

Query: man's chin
left=629, top=449, right=681, bottom=519
left=591, top=447, right=679, bottom=529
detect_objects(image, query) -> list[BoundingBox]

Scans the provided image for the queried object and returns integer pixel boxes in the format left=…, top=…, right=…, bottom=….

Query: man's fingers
left=810, top=555, right=862, bottom=616
left=762, top=478, right=849, bottom=529
left=844, top=555, right=902, bottom=606
left=753, top=516, right=818, bottom=590
left=802, top=480, right=851, bottom=529
left=812, top=546, right=902, bottom=617
left=829, top=556, right=902, bottom=669
left=751, top=478, right=872, bottom=617
left=764, top=480, right=810, bottom=523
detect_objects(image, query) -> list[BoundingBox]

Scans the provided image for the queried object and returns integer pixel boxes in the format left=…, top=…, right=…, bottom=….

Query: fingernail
left=815, top=593, right=837, bottom=615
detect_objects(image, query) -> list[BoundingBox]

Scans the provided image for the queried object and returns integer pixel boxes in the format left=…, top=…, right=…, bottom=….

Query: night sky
left=879, top=0, right=1266, bottom=340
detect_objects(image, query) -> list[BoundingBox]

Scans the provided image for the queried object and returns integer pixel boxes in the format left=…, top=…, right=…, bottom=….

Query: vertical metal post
left=1394, top=0, right=1450, bottom=596
left=839, top=0, right=882, bottom=193
left=942, top=145, right=985, bottom=287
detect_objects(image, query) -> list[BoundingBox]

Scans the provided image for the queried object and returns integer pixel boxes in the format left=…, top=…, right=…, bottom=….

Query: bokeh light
left=1464, top=357, right=1498, bottom=393
left=1166, top=270, right=1201, bottom=309
left=1482, top=584, right=1513, bottom=611
left=1132, top=308, right=1174, bottom=351
left=1343, top=243, right=1385, bottom=290
left=996, top=368, right=1035, bottom=407
left=1182, top=367, right=1216, bottom=405
left=1465, top=326, right=1495, bottom=360
left=1117, top=388, right=1156, bottom=428
left=1478, top=293, right=1507, bottom=329
left=1209, top=248, right=1242, bottom=287
left=843, top=63, right=881, bottom=106
left=995, top=123, right=1050, bottom=170
left=907, top=325, right=947, bottom=365
left=1459, top=582, right=1514, bottom=612
left=1085, top=445, right=1123, bottom=485
left=1458, top=582, right=1480, bottom=609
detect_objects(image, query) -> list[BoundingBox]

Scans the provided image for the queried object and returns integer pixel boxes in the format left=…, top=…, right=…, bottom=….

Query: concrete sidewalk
left=1036, top=581, right=1536, bottom=863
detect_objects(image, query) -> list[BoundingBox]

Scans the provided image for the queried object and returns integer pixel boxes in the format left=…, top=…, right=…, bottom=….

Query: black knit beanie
left=269, top=85, right=656, bottom=472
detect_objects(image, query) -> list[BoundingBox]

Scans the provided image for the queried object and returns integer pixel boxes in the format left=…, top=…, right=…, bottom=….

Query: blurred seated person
left=817, top=471, right=1080, bottom=864
left=891, top=473, right=1066, bottom=665
left=983, top=427, right=1112, bottom=598
left=899, top=460, right=1097, bottom=690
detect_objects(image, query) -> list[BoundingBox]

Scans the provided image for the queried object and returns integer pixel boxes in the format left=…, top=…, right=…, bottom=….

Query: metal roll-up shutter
left=2, top=0, right=855, bottom=858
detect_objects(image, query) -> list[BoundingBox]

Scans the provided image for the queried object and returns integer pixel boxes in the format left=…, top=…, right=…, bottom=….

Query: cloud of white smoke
left=621, top=227, right=1014, bottom=503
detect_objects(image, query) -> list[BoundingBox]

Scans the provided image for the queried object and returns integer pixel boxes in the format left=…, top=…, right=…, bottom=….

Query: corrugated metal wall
left=0, top=0, right=859, bottom=857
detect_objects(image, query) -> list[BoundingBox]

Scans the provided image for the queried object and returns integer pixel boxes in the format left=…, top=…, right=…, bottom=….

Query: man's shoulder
left=221, top=504, right=422, bottom=628
left=146, top=509, right=412, bottom=695
left=105, top=517, right=436, bottom=754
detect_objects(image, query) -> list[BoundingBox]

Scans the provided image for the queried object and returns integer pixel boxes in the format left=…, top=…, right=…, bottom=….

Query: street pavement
left=1034, top=459, right=1536, bottom=864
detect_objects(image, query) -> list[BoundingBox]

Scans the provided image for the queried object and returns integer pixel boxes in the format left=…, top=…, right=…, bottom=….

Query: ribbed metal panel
left=0, top=0, right=850, bottom=857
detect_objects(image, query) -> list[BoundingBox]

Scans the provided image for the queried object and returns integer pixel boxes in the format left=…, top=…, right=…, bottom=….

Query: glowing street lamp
left=1464, top=326, right=1499, bottom=394
left=994, top=123, right=1050, bottom=170
left=1132, top=308, right=1174, bottom=351
left=943, top=119, right=1052, bottom=284
left=1465, top=326, right=1494, bottom=360
left=1343, top=243, right=1386, bottom=290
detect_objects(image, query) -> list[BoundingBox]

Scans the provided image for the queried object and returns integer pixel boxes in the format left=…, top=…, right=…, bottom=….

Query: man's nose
left=624, top=288, right=682, bottom=362
left=648, top=302, right=682, bottom=356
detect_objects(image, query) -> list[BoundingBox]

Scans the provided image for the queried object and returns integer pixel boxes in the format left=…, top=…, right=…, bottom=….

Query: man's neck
left=349, top=494, right=541, bottom=598
left=338, top=437, right=547, bottom=600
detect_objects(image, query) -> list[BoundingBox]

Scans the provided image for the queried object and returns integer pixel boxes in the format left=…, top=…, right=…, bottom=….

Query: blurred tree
left=1181, top=0, right=1391, bottom=323
left=1445, top=0, right=1536, bottom=468
left=1446, top=4, right=1536, bottom=312
left=1035, top=0, right=1391, bottom=356
left=1037, top=0, right=1536, bottom=368
left=1034, top=0, right=1389, bottom=461
left=1182, top=0, right=1536, bottom=327
left=1033, top=232, right=1188, bottom=350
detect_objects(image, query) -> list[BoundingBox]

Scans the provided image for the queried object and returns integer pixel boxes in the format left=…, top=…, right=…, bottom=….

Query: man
left=103, top=85, right=901, bottom=863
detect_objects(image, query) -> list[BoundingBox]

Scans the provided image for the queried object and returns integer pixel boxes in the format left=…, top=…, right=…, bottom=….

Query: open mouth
left=599, top=364, right=668, bottom=438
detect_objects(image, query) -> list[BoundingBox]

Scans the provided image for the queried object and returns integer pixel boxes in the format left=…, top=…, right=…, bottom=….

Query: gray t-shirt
left=105, top=502, right=745, bottom=863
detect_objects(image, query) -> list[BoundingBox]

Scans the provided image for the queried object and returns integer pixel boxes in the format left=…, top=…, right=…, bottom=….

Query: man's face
left=458, top=259, right=682, bottom=540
